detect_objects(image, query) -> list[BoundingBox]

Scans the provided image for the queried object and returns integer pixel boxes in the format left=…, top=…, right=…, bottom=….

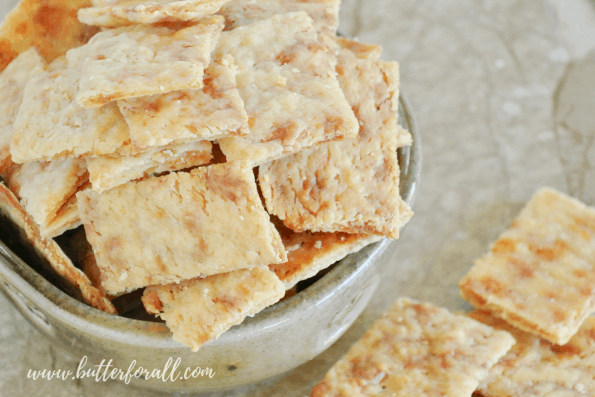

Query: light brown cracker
left=310, top=298, right=515, bottom=397
left=142, top=266, right=284, bottom=351
left=78, top=161, right=286, bottom=295
left=336, top=37, right=383, bottom=60
left=74, top=16, right=224, bottom=108
left=87, top=140, right=213, bottom=192
left=470, top=310, right=595, bottom=397
left=78, top=0, right=230, bottom=27
left=6, top=159, right=88, bottom=238
left=459, top=187, right=595, bottom=345
left=0, top=49, right=45, bottom=175
left=215, top=12, right=358, bottom=165
left=117, top=55, right=248, bottom=151
left=259, top=48, right=412, bottom=237
left=0, top=183, right=115, bottom=313
left=10, top=54, right=131, bottom=163
left=219, top=0, right=339, bottom=34
left=0, top=0, right=99, bottom=70
left=269, top=218, right=382, bottom=289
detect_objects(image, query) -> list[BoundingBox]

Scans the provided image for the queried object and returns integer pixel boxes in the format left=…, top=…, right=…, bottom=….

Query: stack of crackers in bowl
left=0, top=0, right=413, bottom=352
left=311, top=187, right=595, bottom=396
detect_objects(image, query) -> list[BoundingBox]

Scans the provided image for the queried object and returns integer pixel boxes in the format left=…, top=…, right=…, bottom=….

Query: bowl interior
left=0, top=94, right=421, bottom=346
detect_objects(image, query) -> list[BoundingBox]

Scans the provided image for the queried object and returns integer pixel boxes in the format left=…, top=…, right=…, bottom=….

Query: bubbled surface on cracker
left=215, top=12, right=358, bottom=165
left=117, top=55, right=248, bottom=151
left=142, top=266, right=284, bottom=351
left=259, top=46, right=412, bottom=238
left=459, top=187, right=595, bottom=345
left=75, top=16, right=224, bottom=108
left=77, top=161, right=286, bottom=295
left=10, top=54, right=130, bottom=163
left=310, top=298, right=515, bottom=397
left=470, top=310, right=595, bottom=397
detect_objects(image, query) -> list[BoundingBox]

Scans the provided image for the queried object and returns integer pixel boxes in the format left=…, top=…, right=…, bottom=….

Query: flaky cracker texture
left=219, top=0, right=340, bottom=34
left=460, top=187, right=595, bottom=345
left=75, top=16, right=224, bottom=108
left=79, top=0, right=231, bottom=27
left=0, top=0, right=98, bottom=69
left=87, top=140, right=213, bottom=192
left=259, top=45, right=412, bottom=237
left=117, top=55, right=248, bottom=150
left=142, top=266, right=284, bottom=351
left=0, top=48, right=45, bottom=174
left=6, top=159, right=88, bottom=238
left=215, top=12, right=358, bottom=165
left=78, top=161, right=286, bottom=295
left=0, top=183, right=115, bottom=313
left=310, top=298, right=515, bottom=397
left=470, top=310, right=595, bottom=397
left=10, top=54, right=130, bottom=163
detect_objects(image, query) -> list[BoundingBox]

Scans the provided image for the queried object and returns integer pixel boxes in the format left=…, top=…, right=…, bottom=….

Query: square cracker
left=117, top=55, right=248, bottom=151
left=215, top=12, right=358, bottom=165
left=6, top=159, right=88, bottom=238
left=310, top=298, right=515, bottom=397
left=0, top=48, right=45, bottom=175
left=0, top=0, right=99, bottom=70
left=77, top=161, right=287, bottom=295
left=268, top=217, right=382, bottom=289
left=10, top=54, right=131, bottom=163
left=142, top=266, right=284, bottom=351
left=470, top=310, right=595, bottom=396
left=78, top=0, right=231, bottom=27
left=0, top=183, right=115, bottom=313
left=259, top=47, right=412, bottom=237
left=459, top=187, right=595, bottom=345
left=87, top=140, right=213, bottom=192
left=75, top=16, right=224, bottom=108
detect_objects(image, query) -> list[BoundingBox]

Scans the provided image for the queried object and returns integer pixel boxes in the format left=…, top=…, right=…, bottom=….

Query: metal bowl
left=0, top=95, right=421, bottom=393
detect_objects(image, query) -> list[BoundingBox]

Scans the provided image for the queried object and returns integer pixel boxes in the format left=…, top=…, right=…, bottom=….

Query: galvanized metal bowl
left=0, top=95, right=420, bottom=393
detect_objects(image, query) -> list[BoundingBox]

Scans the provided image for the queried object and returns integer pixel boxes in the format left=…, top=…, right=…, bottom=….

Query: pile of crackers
left=312, top=188, right=595, bottom=396
left=0, top=0, right=412, bottom=351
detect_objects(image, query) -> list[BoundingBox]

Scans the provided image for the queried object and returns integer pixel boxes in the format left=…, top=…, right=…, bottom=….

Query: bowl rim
left=0, top=93, right=421, bottom=347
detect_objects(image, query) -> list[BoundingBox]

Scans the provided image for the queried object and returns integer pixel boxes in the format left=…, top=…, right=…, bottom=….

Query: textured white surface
left=2, top=0, right=595, bottom=395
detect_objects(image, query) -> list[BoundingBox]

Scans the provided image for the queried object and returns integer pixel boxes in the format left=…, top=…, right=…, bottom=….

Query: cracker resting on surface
left=10, top=54, right=131, bottom=163
left=6, top=159, right=88, bottom=238
left=78, top=161, right=286, bottom=294
left=259, top=47, right=412, bottom=237
left=0, top=0, right=99, bottom=69
left=0, top=183, right=115, bottom=313
left=79, top=0, right=231, bottom=27
left=142, top=266, right=284, bottom=351
left=215, top=12, right=358, bottom=165
left=470, top=310, right=595, bottom=397
left=75, top=16, right=224, bottom=108
left=87, top=140, right=213, bottom=192
left=0, top=48, right=45, bottom=175
left=117, top=55, right=248, bottom=151
left=459, top=187, right=595, bottom=345
left=310, top=298, right=515, bottom=397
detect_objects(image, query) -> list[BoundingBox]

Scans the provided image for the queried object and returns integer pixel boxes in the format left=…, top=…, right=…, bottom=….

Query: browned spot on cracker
left=492, top=238, right=516, bottom=253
